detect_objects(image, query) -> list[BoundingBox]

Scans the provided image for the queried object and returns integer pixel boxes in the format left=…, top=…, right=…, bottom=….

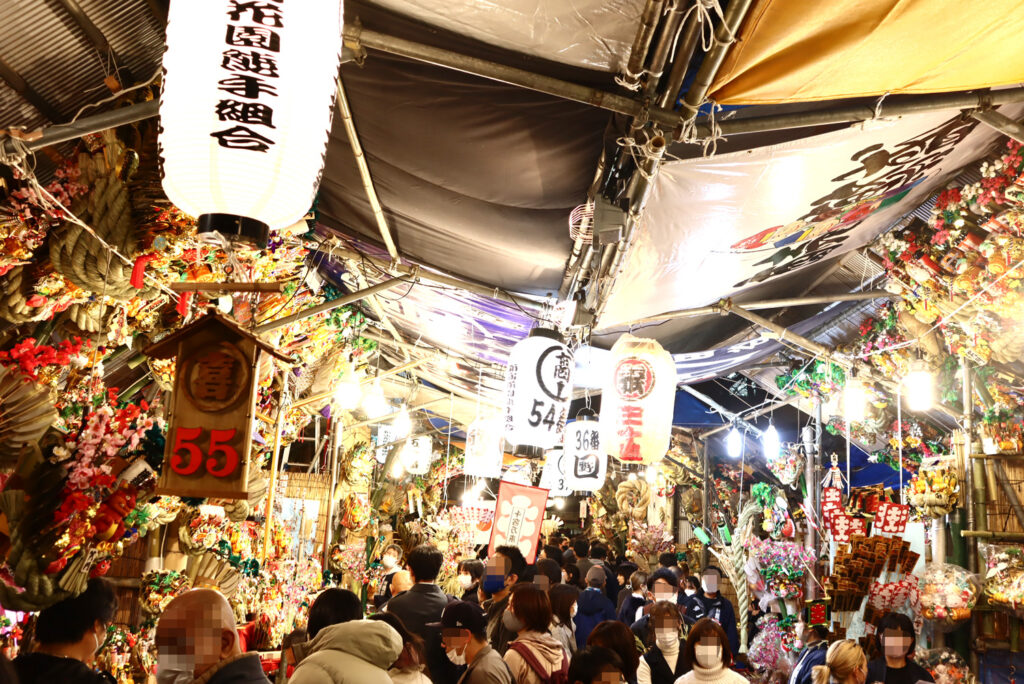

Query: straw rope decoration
left=709, top=500, right=758, bottom=653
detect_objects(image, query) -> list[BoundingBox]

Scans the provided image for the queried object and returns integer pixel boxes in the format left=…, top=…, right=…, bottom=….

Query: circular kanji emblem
left=183, top=342, right=250, bottom=413
left=614, top=358, right=655, bottom=400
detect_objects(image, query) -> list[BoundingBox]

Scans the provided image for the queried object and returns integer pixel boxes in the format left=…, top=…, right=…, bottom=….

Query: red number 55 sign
left=147, top=314, right=291, bottom=499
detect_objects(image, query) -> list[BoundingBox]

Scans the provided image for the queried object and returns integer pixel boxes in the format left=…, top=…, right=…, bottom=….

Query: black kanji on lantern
left=227, top=1, right=284, bottom=27
left=214, top=100, right=276, bottom=128
left=217, top=74, right=278, bottom=99
left=210, top=125, right=275, bottom=152
left=221, top=50, right=280, bottom=77
left=225, top=25, right=280, bottom=51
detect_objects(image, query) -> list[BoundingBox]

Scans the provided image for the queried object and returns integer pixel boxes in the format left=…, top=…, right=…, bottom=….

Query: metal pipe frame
left=701, top=396, right=798, bottom=438
left=336, top=76, right=400, bottom=262
left=169, top=281, right=286, bottom=293
left=254, top=275, right=413, bottom=334
left=1, top=98, right=158, bottom=156
left=621, top=0, right=666, bottom=90
left=345, top=397, right=449, bottom=430
left=971, top=108, right=1024, bottom=145
left=683, top=384, right=763, bottom=437
left=679, top=0, right=756, bottom=118
left=642, top=0, right=686, bottom=98
left=53, top=0, right=133, bottom=86
left=0, top=57, right=63, bottom=122
left=609, top=290, right=889, bottom=329
left=656, top=6, right=702, bottom=108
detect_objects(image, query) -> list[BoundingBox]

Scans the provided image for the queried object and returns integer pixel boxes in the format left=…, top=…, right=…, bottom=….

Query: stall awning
left=710, top=0, right=1024, bottom=104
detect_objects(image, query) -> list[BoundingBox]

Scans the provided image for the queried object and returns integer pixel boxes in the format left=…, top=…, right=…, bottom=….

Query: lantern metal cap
left=513, top=444, right=545, bottom=460
left=198, top=213, right=270, bottom=248
left=527, top=327, right=563, bottom=342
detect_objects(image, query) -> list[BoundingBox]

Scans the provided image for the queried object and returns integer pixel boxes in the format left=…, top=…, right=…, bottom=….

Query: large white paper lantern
left=599, top=334, right=677, bottom=465
left=539, top=447, right=573, bottom=497
left=464, top=416, right=504, bottom=479
left=563, top=416, right=607, bottom=492
left=503, top=328, right=574, bottom=455
left=159, top=0, right=343, bottom=246
left=402, top=436, right=432, bottom=475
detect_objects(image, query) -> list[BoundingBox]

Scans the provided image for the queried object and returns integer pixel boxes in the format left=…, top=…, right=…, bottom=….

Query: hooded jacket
left=289, top=620, right=403, bottom=684
left=503, top=631, right=567, bottom=684
left=573, top=587, right=617, bottom=649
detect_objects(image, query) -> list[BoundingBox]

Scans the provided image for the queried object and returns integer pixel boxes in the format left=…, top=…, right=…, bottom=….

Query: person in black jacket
left=637, top=601, right=687, bottom=684
left=681, top=566, right=739, bottom=657
left=866, top=613, right=934, bottom=684
left=458, top=559, right=485, bottom=604
left=14, top=578, right=117, bottom=684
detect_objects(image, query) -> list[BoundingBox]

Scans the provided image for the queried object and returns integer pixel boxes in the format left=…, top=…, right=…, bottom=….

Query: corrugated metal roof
left=0, top=0, right=163, bottom=127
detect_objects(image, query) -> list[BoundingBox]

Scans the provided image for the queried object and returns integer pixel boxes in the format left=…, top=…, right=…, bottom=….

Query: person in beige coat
left=289, top=619, right=403, bottom=684
left=502, top=585, right=568, bottom=684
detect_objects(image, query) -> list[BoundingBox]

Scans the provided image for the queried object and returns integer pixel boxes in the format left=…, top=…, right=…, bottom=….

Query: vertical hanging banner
left=821, top=486, right=844, bottom=531
left=159, top=0, right=343, bottom=246
left=503, top=328, right=574, bottom=454
left=600, top=334, right=677, bottom=465
left=563, top=416, right=607, bottom=492
left=488, top=480, right=548, bottom=560
left=464, top=416, right=505, bottom=479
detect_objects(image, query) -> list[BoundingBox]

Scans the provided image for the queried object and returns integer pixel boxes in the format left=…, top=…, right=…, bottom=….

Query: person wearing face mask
left=14, top=578, right=118, bottom=684
left=630, top=569, right=683, bottom=645
left=460, top=559, right=486, bottom=604
left=549, top=584, right=580, bottom=656
left=638, top=602, right=686, bottom=684
left=374, top=544, right=406, bottom=608
left=865, top=613, right=933, bottom=684
left=484, top=545, right=528, bottom=656
left=683, top=577, right=700, bottom=598
left=503, top=585, right=569, bottom=684
left=574, top=567, right=618, bottom=649
left=789, top=624, right=829, bottom=684
left=811, top=639, right=868, bottom=684
left=369, top=613, right=432, bottom=684
left=680, top=567, right=739, bottom=658
left=674, top=619, right=746, bottom=684
left=437, top=601, right=514, bottom=684
left=154, top=589, right=271, bottom=684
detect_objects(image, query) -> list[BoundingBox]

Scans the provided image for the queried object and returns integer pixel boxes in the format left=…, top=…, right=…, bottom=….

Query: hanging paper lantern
left=563, top=416, right=607, bottom=492
left=503, top=328, right=574, bottom=455
left=599, top=334, right=676, bottom=465
left=464, top=416, right=504, bottom=479
left=402, top=436, right=432, bottom=475
left=159, top=0, right=343, bottom=246
left=539, top=447, right=573, bottom=497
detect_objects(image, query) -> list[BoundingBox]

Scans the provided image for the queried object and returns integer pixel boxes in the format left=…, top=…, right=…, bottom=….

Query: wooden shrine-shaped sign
left=146, top=313, right=290, bottom=499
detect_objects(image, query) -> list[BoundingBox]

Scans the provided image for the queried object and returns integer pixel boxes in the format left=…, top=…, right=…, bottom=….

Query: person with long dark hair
left=369, top=613, right=431, bottom=684
left=586, top=621, right=640, bottom=684
left=548, top=584, right=580, bottom=656
left=503, top=584, right=568, bottom=684
left=866, top=613, right=934, bottom=684
left=674, top=618, right=746, bottom=684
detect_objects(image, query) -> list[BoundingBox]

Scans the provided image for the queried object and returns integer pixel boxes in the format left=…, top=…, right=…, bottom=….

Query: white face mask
left=684, top=588, right=697, bottom=596
left=562, top=572, right=569, bottom=583
left=655, top=629, right=678, bottom=650
left=157, top=671, right=194, bottom=684
left=157, top=653, right=195, bottom=684
left=446, top=646, right=467, bottom=666
left=382, top=555, right=398, bottom=570
left=694, top=644, right=722, bottom=669
left=701, top=576, right=719, bottom=594
left=654, top=591, right=678, bottom=604
left=458, top=574, right=475, bottom=590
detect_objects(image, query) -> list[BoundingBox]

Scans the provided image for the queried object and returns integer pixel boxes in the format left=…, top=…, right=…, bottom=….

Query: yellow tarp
left=709, top=0, right=1024, bottom=105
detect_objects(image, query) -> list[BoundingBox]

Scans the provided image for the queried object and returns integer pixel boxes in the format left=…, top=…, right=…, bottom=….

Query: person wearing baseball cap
left=434, top=601, right=513, bottom=684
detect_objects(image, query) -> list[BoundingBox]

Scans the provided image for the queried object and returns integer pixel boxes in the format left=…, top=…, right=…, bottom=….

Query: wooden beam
left=0, top=57, right=62, bottom=121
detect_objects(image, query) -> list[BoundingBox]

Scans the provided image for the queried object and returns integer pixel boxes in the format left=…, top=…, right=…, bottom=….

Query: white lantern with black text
left=503, top=329, right=574, bottom=455
left=599, top=334, right=676, bottom=465
left=563, top=416, right=607, bottom=492
left=464, top=416, right=504, bottom=479
left=539, top=447, right=573, bottom=497
left=159, top=0, right=343, bottom=246
left=402, top=436, right=432, bottom=475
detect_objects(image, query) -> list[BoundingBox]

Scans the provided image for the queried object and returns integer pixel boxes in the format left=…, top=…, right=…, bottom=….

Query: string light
left=761, top=423, right=780, bottom=461
left=392, top=406, right=412, bottom=438
left=903, top=357, right=934, bottom=412
left=726, top=426, right=742, bottom=459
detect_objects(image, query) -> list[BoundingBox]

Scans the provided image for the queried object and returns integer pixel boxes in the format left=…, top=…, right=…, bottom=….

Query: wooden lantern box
left=145, top=313, right=290, bottom=499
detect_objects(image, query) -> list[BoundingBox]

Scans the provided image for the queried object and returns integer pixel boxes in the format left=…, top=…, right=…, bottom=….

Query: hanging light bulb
left=843, top=373, right=867, bottom=422
left=726, top=426, right=742, bottom=459
left=392, top=406, right=412, bottom=438
left=644, top=467, right=658, bottom=483
left=554, top=497, right=565, bottom=510
left=627, top=471, right=638, bottom=481
left=904, top=357, right=934, bottom=412
left=334, top=370, right=363, bottom=412
left=362, top=379, right=389, bottom=419
left=390, top=458, right=405, bottom=479
left=761, top=423, right=780, bottom=462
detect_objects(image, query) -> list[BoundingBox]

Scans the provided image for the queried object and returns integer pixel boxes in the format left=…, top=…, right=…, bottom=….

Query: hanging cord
left=681, top=0, right=736, bottom=53
left=677, top=98, right=726, bottom=156
left=615, top=128, right=664, bottom=181
left=1, top=140, right=181, bottom=302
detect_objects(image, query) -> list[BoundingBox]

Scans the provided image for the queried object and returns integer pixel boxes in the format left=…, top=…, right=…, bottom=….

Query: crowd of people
left=0, top=535, right=934, bottom=684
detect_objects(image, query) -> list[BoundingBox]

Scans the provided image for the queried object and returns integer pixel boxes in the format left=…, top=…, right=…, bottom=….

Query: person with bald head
left=155, top=589, right=270, bottom=684
left=389, top=570, right=414, bottom=598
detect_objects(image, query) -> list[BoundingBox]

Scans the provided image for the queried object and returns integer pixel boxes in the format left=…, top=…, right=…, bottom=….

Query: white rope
left=681, top=0, right=736, bottom=53
left=615, top=130, right=663, bottom=180
left=677, top=98, right=727, bottom=156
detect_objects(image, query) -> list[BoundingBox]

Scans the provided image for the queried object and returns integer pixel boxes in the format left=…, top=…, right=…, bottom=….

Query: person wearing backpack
left=502, top=584, right=569, bottom=684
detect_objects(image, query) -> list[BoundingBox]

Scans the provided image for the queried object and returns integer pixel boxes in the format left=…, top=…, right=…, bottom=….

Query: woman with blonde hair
left=812, top=640, right=867, bottom=684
